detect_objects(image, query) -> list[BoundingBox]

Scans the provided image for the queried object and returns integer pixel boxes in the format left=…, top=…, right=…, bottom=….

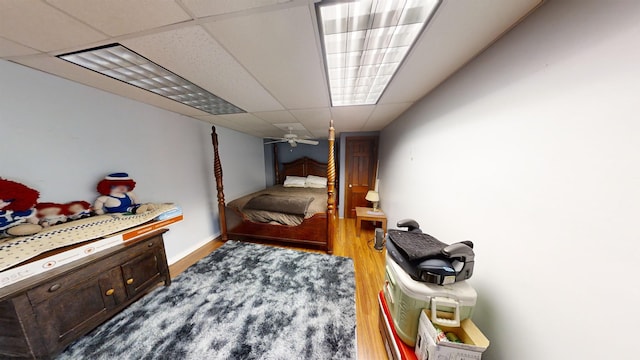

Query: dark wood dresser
left=0, top=229, right=171, bottom=359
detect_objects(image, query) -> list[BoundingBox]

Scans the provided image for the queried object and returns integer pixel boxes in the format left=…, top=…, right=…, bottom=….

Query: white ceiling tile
left=13, top=54, right=209, bottom=117
left=122, top=25, right=283, bottom=112
left=181, top=0, right=292, bottom=18
left=0, top=0, right=107, bottom=52
left=290, top=108, right=332, bottom=138
left=272, top=123, right=312, bottom=138
left=361, top=103, right=413, bottom=131
left=380, top=0, right=542, bottom=104
left=330, top=106, right=375, bottom=133
left=46, top=0, right=192, bottom=37
left=0, top=0, right=542, bottom=139
left=216, top=113, right=280, bottom=137
left=253, top=110, right=297, bottom=124
left=273, top=123, right=306, bottom=131
left=204, top=5, right=330, bottom=109
left=0, top=37, right=40, bottom=57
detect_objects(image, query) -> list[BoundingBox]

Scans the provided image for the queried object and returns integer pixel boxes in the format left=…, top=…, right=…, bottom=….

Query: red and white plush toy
left=66, top=201, right=92, bottom=220
left=35, top=202, right=68, bottom=227
left=0, top=178, right=43, bottom=237
left=35, top=201, right=92, bottom=226
left=93, top=173, right=155, bottom=215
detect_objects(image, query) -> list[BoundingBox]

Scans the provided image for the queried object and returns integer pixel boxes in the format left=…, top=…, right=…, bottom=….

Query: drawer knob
left=105, top=288, right=115, bottom=296
left=48, top=284, right=61, bottom=292
left=147, top=242, right=153, bottom=247
left=126, top=278, right=134, bottom=285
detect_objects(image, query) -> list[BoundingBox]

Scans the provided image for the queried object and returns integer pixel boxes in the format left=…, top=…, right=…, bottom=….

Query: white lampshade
left=365, top=190, right=379, bottom=202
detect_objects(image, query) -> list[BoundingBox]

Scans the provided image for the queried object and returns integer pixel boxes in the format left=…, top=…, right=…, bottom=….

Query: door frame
left=344, top=135, right=379, bottom=218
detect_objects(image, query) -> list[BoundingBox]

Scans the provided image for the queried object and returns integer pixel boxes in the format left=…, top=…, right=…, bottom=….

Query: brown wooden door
left=345, top=136, right=379, bottom=218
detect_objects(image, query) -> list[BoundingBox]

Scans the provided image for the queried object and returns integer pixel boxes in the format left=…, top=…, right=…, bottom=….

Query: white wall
left=379, top=1, right=640, bottom=359
left=0, top=60, right=266, bottom=264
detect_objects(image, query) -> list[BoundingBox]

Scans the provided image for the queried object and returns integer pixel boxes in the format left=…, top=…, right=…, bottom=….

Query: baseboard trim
left=168, top=235, right=224, bottom=278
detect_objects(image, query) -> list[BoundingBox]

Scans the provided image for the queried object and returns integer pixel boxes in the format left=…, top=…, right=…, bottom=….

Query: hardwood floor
left=338, top=218, right=388, bottom=360
left=169, top=218, right=388, bottom=359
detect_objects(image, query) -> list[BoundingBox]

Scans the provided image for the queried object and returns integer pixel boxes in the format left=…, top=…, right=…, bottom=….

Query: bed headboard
left=278, top=157, right=328, bottom=184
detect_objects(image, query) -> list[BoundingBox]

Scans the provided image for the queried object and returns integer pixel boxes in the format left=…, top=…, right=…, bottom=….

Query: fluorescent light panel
left=58, top=44, right=245, bottom=115
left=318, top=0, right=440, bottom=106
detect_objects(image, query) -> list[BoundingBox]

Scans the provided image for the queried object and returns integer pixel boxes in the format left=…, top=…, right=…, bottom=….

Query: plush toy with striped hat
left=93, top=173, right=155, bottom=215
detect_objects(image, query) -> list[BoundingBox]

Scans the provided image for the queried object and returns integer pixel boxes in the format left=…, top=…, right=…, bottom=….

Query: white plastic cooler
left=383, top=254, right=477, bottom=347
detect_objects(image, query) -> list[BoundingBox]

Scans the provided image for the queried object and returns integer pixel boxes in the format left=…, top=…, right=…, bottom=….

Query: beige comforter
left=227, top=185, right=328, bottom=226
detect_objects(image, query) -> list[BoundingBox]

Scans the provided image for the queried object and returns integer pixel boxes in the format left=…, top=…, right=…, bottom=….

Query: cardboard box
left=415, top=310, right=490, bottom=360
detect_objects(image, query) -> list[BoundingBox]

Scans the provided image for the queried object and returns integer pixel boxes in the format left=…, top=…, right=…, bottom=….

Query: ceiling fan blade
left=263, top=139, right=286, bottom=145
left=296, top=139, right=319, bottom=145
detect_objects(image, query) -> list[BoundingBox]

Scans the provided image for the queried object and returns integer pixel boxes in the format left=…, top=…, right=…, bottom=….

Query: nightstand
left=355, top=206, right=387, bottom=237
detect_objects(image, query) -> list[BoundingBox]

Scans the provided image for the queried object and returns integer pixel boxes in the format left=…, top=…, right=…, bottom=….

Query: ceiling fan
left=264, top=128, right=319, bottom=147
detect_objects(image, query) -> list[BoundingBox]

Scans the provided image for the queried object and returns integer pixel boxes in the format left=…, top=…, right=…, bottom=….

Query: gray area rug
left=58, top=241, right=356, bottom=359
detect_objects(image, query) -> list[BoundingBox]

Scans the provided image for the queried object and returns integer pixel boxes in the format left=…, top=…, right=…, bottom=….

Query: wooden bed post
left=211, top=126, right=228, bottom=241
left=273, top=143, right=280, bottom=184
left=326, top=119, right=337, bottom=254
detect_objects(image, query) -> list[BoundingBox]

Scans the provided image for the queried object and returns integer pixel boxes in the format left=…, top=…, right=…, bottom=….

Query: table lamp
left=365, top=190, right=380, bottom=211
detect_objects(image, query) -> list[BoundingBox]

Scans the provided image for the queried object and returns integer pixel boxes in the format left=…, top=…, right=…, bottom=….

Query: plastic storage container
left=383, top=254, right=477, bottom=347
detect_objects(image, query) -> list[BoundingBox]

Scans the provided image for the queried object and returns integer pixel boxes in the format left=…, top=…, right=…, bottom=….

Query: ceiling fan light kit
left=264, top=127, right=320, bottom=147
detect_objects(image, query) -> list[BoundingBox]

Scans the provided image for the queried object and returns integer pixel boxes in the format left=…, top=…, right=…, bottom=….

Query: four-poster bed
left=211, top=120, right=337, bottom=253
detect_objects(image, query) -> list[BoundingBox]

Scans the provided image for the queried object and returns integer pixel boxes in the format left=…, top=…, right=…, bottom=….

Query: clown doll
left=0, top=178, right=43, bottom=237
left=94, top=173, right=155, bottom=215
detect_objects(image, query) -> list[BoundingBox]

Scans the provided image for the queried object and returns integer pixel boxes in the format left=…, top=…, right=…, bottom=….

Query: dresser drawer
left=26, top=236, right=162, bottom=305
left=27, top=257, right=113, bottom=305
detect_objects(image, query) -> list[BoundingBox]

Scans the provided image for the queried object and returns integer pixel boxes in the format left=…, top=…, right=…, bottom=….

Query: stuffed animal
left=35, top=202, right=68, bottom=227
left=0, top=178, right=43, bottom=237
left=66, top=201, right=92, bottom=220
left=93, top=173, right=155, bottom=215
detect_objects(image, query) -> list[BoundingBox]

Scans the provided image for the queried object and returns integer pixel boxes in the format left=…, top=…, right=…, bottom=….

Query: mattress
left=227, top=185, right=328, bottom=226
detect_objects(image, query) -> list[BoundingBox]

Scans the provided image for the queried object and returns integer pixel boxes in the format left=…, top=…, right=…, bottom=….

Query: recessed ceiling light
left=317, top=0, right=441, bottom=106
left=58, top=44, right=245, bottom=115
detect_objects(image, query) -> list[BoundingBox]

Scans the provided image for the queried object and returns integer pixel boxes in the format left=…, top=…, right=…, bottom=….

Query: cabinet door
left=33, top=266, right=125, bottom=353
left=121, top=249, right=162, bottom=298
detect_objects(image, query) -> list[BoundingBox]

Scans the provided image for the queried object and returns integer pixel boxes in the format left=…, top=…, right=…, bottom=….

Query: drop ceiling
left=0, top=0, right=543, bottom=139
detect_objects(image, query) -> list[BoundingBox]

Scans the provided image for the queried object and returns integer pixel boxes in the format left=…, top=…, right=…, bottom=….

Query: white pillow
left=305, top=175, right=327, bottom=188
left=283, top=176, right=307, bottom=188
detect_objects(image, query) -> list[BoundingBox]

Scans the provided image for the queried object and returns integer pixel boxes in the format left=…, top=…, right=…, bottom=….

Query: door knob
left=349, top=184, right=352, bottom=188
left=105, top=289, right=115, bottom=296
left=126, top=278, right=134, bottom=285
